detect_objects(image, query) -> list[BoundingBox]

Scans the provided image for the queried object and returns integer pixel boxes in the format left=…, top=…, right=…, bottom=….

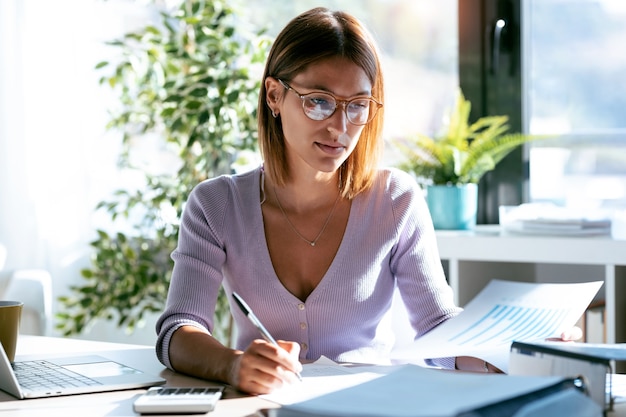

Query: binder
left=509, top=341, right=615, bottom=412
left=456, top=377, right=594, bottom=417
left=261, top=363, right=598, bottom=417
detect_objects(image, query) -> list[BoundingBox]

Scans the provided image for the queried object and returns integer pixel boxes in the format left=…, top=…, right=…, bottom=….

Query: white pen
left=232, top=292, right=302, bottom=381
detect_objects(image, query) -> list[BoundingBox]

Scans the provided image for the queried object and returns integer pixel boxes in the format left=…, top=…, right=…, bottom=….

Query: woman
left=156, top=7, right=508, bottom=395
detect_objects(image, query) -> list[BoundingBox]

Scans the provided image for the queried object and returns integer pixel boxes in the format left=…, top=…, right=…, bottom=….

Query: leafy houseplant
left=397, top=90, right=543, bottom=229
left=56, top=0, right=271, bottom=344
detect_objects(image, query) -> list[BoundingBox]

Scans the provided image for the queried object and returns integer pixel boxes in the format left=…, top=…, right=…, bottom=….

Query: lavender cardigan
left=156, top=166, right=460, bottom=368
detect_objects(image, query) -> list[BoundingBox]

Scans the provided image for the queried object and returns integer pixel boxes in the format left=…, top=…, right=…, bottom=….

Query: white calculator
left=133, top=386, right=224, bottom=414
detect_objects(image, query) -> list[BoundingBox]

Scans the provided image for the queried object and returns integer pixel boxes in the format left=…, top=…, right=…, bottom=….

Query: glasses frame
left=277, top=79, right=382, bottom=126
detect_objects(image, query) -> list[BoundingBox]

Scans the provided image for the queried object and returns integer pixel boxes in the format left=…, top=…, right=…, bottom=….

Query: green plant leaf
left=55, top=0, right=266, bottom=346
left=395, top=88, right=547, bottom=185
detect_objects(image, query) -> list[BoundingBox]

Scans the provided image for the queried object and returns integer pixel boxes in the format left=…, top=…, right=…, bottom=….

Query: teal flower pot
left=426, top=184, right=478, bottom=230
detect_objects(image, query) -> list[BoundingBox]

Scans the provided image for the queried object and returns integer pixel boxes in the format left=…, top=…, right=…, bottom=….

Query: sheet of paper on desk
left=393, top=279, right=603, bottom=372
left=261, top=356, right=396, bottom=405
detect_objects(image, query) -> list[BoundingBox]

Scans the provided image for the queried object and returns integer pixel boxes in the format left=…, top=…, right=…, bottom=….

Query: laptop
left=0, top=340, right=165, bottom=399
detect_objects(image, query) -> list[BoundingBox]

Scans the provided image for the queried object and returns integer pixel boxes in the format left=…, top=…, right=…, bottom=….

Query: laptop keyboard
left=13, top=360, right=102, bottom=391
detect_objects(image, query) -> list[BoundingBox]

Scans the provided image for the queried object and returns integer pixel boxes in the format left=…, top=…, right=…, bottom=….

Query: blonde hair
left=257, top=7, right=385, bottom=199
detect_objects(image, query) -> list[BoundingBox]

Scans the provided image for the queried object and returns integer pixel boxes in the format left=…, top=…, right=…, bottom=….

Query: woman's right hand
left=231, top=339, right=302, bottom=395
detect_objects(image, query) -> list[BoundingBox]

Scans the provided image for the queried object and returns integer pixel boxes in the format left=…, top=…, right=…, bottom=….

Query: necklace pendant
left=272, top=184, right=341, bottom=250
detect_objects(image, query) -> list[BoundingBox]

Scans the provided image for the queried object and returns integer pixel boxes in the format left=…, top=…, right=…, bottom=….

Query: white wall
left=0, top=0, right=154, bottom=341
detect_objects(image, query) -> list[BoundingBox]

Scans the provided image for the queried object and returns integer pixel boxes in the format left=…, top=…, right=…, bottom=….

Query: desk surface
left=2, top=336, right=625, bottom=417
left=0, top=336, right=273, bottom=417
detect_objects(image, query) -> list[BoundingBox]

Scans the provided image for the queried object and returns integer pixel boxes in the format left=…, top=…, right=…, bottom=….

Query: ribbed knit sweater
left=155, top=166, right=461, bottom=369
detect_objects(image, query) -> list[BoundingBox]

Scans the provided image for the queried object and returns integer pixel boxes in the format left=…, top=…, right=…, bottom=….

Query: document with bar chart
left=395, top=279, right=603, bottom=372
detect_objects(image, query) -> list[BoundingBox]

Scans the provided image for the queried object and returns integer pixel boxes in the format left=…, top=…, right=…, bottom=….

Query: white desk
left=436, top=225, right=626, bottom=346
left=3, top=336, right=626, bottom=416
left=0, top=336, right=274, bottom=417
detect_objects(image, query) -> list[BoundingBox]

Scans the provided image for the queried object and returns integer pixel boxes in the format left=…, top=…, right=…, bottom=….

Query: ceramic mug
left=0, top=301, right=23, bottom=363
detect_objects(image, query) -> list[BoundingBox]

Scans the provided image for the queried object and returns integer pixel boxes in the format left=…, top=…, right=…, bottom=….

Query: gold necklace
left=273, top=186, right=341, bottom=247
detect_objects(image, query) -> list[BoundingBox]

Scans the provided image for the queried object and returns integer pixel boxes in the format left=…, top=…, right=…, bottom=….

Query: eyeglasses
left=277, top=79, right=382, bottom=126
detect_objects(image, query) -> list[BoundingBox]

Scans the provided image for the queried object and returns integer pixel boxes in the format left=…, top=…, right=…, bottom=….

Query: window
left=524, top=0, right=626, bottom=210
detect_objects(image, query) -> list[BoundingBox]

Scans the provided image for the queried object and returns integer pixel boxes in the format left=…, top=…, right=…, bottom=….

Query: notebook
left=0, top=340, right=165, bottom=399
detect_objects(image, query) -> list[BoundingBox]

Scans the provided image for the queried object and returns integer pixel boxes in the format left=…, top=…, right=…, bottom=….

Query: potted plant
left=55, top=0, right=271, bottom=345
left=396, top=89, right=543, bottom=230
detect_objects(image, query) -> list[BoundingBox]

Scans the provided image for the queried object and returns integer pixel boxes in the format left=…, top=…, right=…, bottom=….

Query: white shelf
left=436, top=225, right=626, bottom=265
left=435, top=225, right=626, bottom=345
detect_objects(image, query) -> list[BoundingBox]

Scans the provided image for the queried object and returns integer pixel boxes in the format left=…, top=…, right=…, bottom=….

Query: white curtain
left=0, top=0, right=147, bottom=327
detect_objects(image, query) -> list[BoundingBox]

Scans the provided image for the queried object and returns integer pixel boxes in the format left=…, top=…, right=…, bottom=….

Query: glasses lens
left=346, top=99, right=374, bottom=125
left=302, top=94, right=336, bottom=121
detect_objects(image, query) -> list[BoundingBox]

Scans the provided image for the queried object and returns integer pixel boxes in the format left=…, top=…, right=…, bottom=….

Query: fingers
left=235, top=340, right=302, bottom=394
left=560, top=326, right=583, bottom=342
left=546, top=326, right=583, bottom=342
left=277, top=340, right=302, bottom=364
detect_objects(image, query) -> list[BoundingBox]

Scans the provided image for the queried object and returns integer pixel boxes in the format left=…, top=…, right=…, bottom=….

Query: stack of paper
left=499, top=203, right=611, bottom=236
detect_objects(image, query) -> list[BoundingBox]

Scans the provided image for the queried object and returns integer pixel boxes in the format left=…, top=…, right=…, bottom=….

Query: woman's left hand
left=455, top=326, right=583, bottom=374
left=546, top=326, right=583, bottom=342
